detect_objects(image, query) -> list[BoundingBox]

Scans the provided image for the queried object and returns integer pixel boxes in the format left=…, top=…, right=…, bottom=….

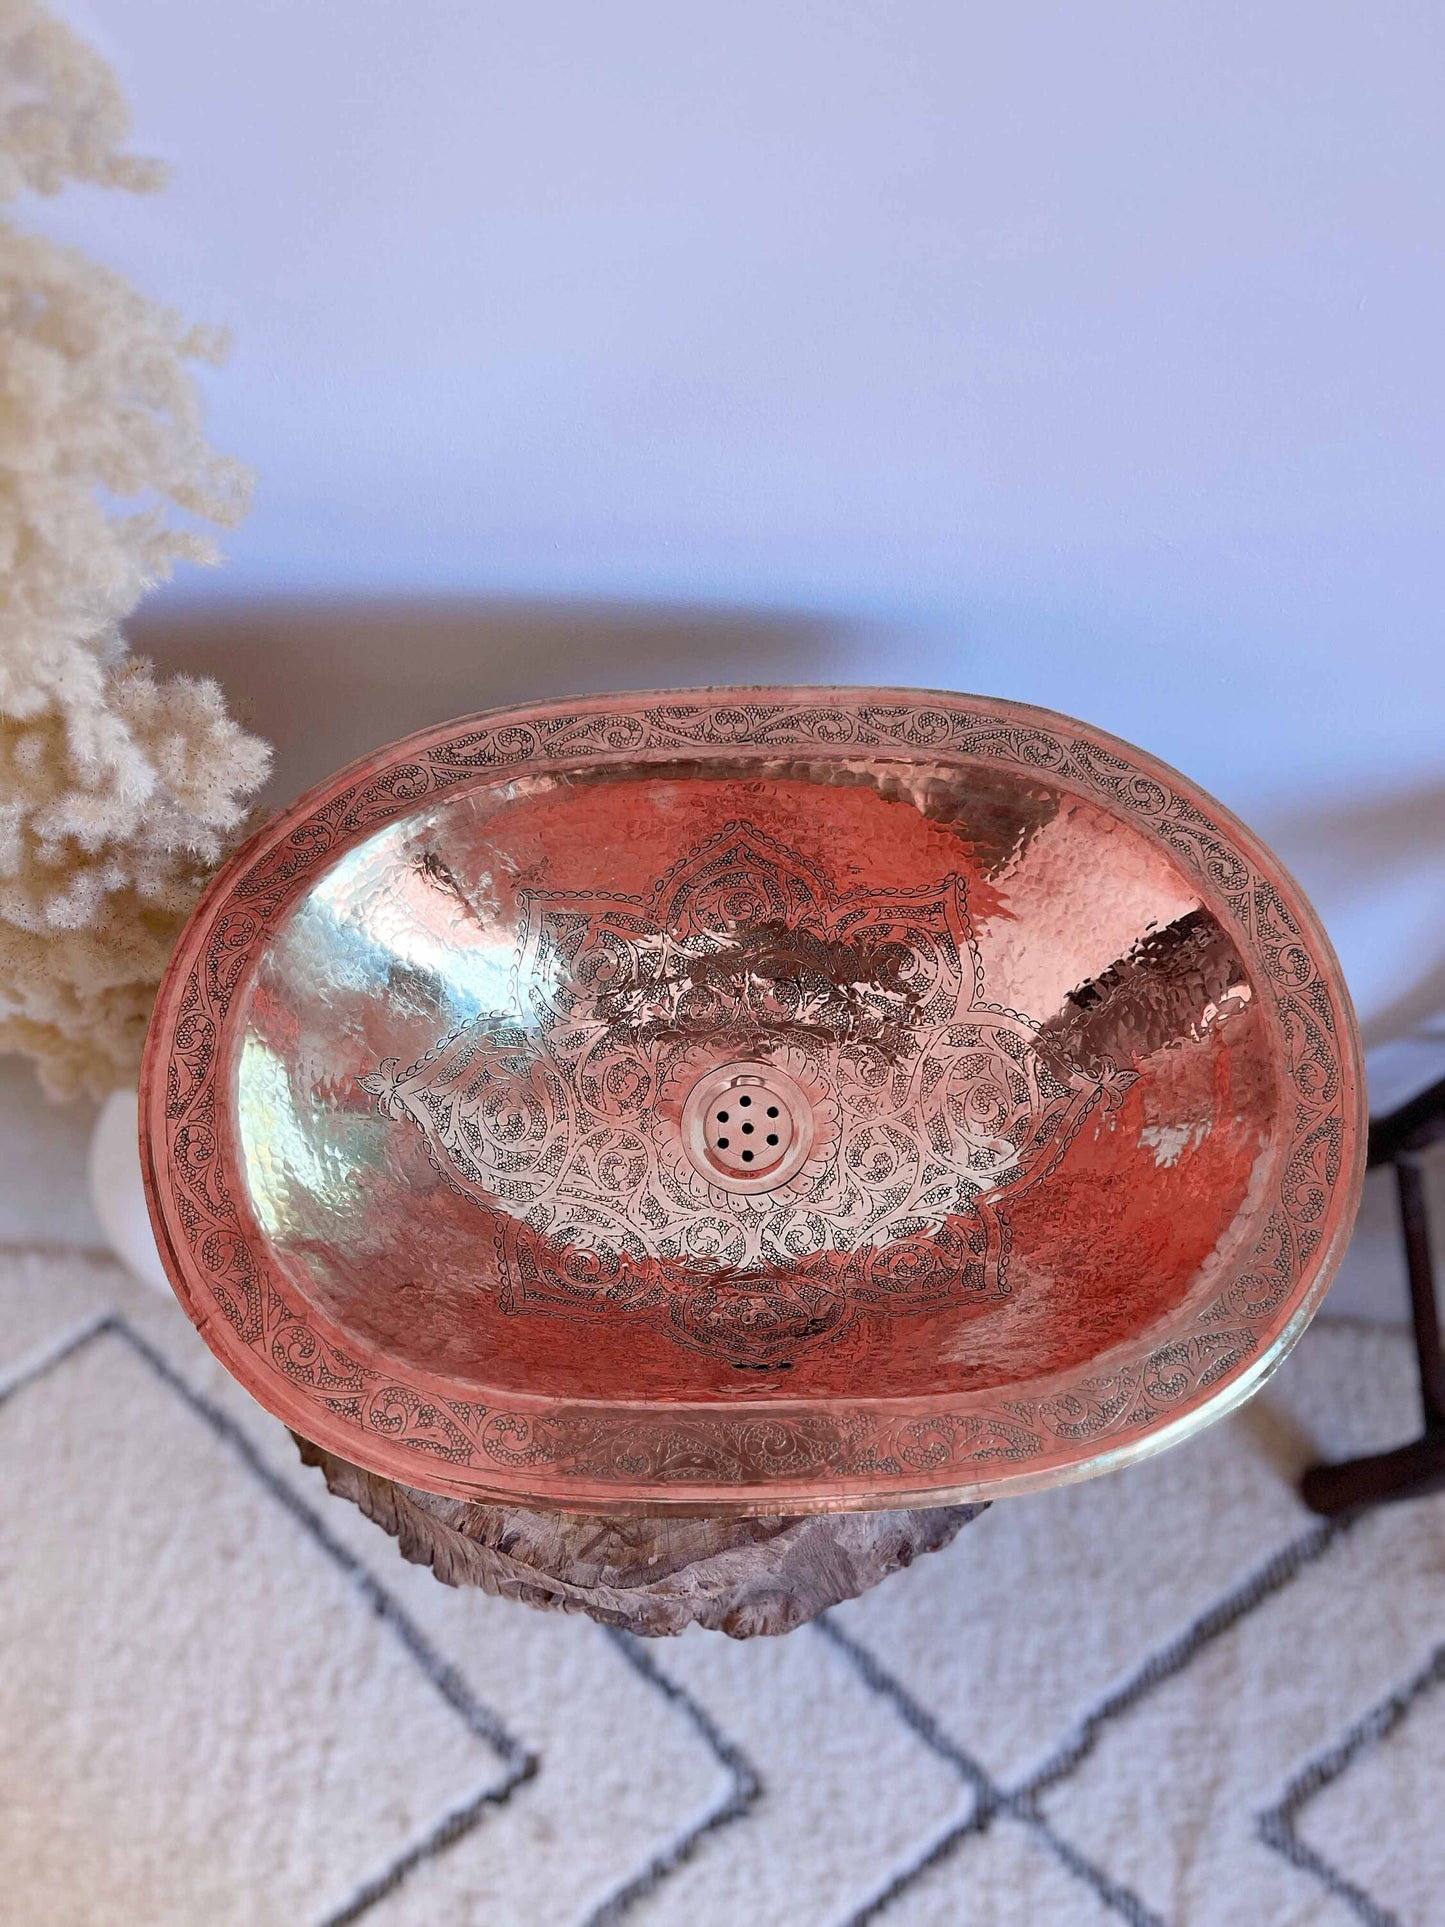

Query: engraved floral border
left=141, top=691, right=1364, bottom=1507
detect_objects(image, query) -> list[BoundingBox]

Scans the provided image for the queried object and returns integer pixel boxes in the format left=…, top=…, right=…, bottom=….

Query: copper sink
left=140, top=688, right=1365, bottom=1513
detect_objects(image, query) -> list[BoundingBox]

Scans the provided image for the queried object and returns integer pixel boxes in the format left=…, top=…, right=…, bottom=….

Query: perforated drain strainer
left=680, top=1059, right=816, bottom=1193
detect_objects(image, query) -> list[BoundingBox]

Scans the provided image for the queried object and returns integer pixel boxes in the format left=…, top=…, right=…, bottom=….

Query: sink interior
left=233, top=759, right=1277, bottom=1407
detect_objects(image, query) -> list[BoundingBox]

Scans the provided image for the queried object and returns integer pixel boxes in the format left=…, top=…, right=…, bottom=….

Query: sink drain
left=680, top=1059, right=816, bottom=1195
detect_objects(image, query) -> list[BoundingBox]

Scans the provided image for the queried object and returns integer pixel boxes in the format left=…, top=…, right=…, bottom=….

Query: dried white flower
left=0, top=0, right=269, bottom=1097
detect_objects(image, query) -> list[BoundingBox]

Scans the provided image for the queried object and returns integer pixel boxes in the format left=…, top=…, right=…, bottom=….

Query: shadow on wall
left=1263, top=778, right=1445, bottom=1117
left=131, top=596, right=850, bottom=811
left=1261, top=783, right=1445, bottom=1057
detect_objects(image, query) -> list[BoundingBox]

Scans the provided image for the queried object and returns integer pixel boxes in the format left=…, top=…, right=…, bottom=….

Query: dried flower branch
left=0, top=0, right=269, bottom=1097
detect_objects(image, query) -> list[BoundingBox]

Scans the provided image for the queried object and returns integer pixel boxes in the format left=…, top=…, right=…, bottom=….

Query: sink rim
left=139, top=685, right=1365, bottom=1515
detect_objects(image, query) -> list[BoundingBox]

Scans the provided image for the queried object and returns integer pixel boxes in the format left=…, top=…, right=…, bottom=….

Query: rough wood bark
left=294, top=1435, right=986, bottom=1638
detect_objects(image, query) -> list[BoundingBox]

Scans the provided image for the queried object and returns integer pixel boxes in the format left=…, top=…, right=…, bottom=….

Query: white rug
left=2, top=1238, right=1443, bottom=1927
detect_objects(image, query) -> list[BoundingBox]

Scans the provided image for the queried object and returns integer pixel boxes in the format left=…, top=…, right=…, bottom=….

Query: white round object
left=88, top=1089, right=173, bottom=1296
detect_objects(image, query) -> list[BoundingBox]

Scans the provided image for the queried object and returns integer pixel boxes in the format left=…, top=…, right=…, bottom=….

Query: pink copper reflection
left=140, top=690, right=1364, bottom=1514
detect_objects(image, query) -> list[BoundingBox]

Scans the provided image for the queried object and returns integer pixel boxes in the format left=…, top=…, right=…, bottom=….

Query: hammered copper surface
left=140, top=690, right=1365, bottom=1513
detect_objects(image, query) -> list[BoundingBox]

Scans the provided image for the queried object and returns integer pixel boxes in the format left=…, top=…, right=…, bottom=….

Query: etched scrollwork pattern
left=359, top=822, right=1113, bottom=1367
left=143, top=691, right=1363, bottom=1503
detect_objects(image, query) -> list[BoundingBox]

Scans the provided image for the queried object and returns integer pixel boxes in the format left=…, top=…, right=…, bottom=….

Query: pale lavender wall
left=47, top=0, right=1445, bottom=1087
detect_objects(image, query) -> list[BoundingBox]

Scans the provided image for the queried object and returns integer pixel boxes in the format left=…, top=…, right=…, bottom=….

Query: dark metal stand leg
left=1302, top=1076, right=1445, bottom=1516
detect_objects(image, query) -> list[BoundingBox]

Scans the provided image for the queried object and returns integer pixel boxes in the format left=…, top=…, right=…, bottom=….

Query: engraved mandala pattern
left=360, top=823, right=1121, bottom=1366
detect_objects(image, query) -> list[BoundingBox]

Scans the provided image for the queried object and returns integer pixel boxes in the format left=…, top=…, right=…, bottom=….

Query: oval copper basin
left=141, top=688, right=1364, bottom=1513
